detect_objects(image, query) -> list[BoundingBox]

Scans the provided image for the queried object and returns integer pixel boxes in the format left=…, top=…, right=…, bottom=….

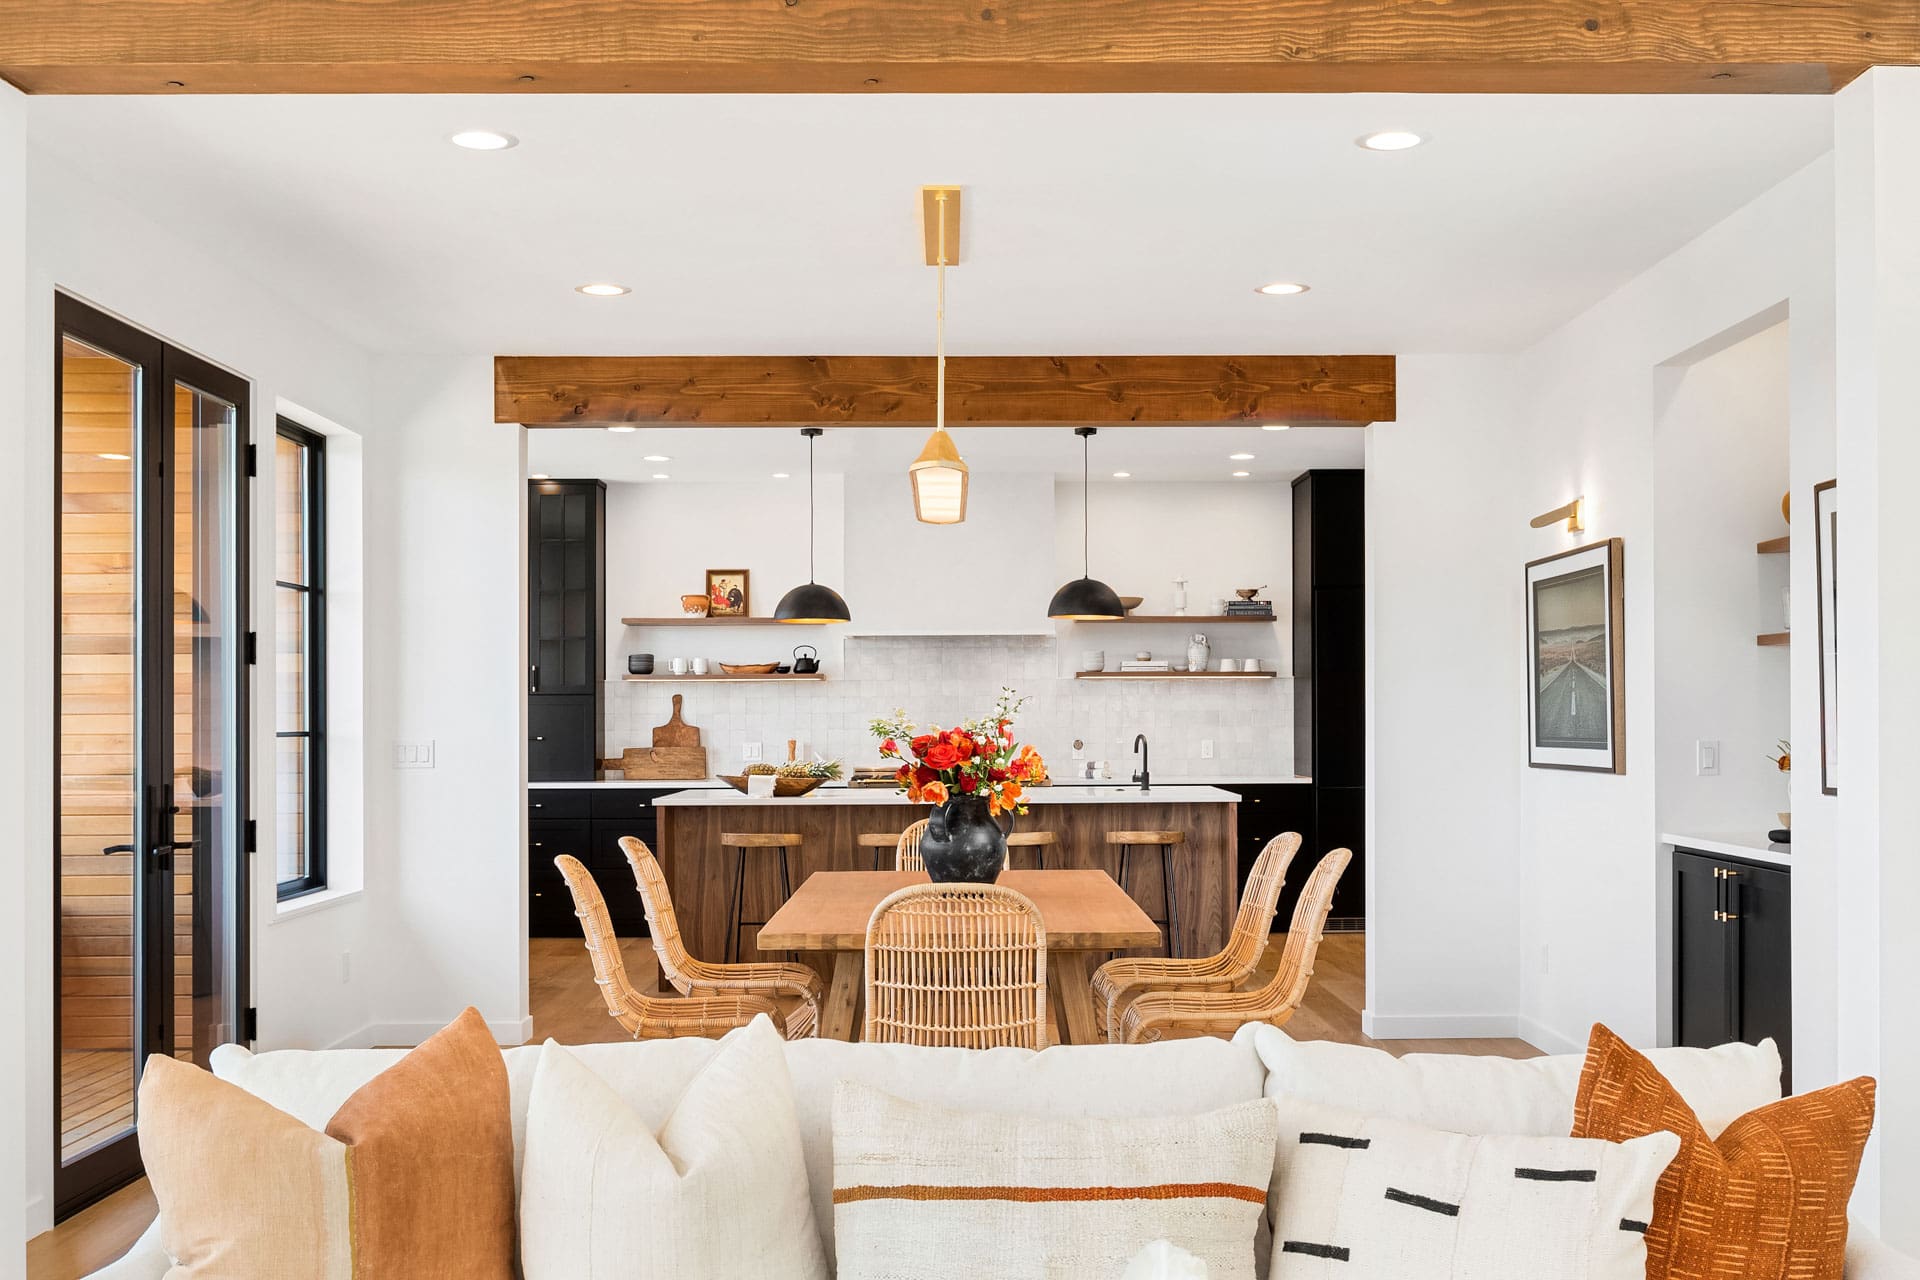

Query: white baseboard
left=321, top=1022, right=383, bottom=1051
left=1360, top=1010, right=1522, bottom=1041
left=353, top=1015, right=534, bottom=1048
left=26, top=1192, right=49, bottom=1239
left=1514, top=1016, right=1584, bottom=1057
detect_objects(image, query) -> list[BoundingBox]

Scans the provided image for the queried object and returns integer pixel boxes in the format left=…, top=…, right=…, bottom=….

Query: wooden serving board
left=652, top=694, right=701, bottom=747
left=622, top=745, right=709, bottom=779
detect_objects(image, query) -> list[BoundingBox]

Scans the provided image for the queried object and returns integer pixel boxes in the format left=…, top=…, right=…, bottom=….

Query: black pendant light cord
left=803, top=426, right=822, bottom=583
left=1077, top=426, right=1096, bottom=579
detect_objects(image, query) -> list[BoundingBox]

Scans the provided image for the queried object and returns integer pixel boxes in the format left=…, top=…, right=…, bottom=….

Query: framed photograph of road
left=1525, top=538, right=1625, bottom=773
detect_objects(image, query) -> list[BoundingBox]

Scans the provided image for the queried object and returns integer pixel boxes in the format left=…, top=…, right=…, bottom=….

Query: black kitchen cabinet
left=1673, top=847, right=1792, bottom=1091
left=529, top=786, right=673, bottom=938
left=1233, top=783, right=1317, bottom=892
left=527, top=480, right=605, bottom=780
left=1291, top=469, right=1367, bottom=928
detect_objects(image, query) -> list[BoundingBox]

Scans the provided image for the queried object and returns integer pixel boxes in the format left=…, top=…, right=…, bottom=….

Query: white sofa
left=88, top=1025, right=1919, bottom=1278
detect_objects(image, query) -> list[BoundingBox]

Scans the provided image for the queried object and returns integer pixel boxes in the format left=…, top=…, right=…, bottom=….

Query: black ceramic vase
left=919, top=794, right=1008, bottom=883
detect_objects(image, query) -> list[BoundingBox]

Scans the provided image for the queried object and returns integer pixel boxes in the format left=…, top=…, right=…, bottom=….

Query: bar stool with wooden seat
left=722, top=831, right=801, bottom=965
left=1005, top=830, right=1058, bottom=870
left=858, top=831, right=902, bottom=871
left=1107, top=829, right=1185, bottom=957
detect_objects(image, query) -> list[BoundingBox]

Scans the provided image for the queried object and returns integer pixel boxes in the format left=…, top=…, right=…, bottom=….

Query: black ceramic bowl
left=628, top=654, right=655, bottom=675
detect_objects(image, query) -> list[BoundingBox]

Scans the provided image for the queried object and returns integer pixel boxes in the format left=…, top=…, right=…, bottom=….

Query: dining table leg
left=819, top=951, right=863, bottom=1041
left=1048, top=951, right=1099, bottom=1046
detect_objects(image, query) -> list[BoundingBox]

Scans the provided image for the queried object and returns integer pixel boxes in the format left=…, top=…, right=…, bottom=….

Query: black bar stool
left=1107, top=829, right=1185, bottom=957
left=721, top=831, right=800, bottom=963
left=1006, top=830, right=1058, bottom=870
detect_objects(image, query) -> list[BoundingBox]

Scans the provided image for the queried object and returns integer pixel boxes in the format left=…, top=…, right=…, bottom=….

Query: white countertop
left=531, top=775, right=1308, bottom=791
left=652, top=784, right=1244, bottom=807
left=1661, top=831, right=1791, bottom=868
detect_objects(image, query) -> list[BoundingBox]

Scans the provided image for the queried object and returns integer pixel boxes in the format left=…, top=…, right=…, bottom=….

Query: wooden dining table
left=757, top=869, right=1161, bottom=1045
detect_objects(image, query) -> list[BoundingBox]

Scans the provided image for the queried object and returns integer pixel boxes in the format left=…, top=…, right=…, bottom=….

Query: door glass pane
left=57, top=337, right=140, bottom=1164
left=174, top=381, right=239, bottom=1067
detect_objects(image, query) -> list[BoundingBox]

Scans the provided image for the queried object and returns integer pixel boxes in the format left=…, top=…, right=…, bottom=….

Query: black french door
left=54, top=294, right=251, bottom=1217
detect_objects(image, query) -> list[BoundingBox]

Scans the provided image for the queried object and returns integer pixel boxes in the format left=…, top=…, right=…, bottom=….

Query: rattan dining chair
left=555, top=855, right=781, bottom=1040
left=1091, top=831, right=1302, bottom=1042
left=1114, top=846, right=1351, bottom=1045
left=894, top=818, right=930, bottom=872
left=863, top=882, right=1048, bottom=1049
left=618, top=836, right=822, bottom=1039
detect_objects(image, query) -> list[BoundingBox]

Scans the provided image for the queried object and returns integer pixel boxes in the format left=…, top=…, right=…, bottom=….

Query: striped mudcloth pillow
left=832, top=1082, right=1277, bottom=1280
left=1268, top=1097, right=1680, bottom=1279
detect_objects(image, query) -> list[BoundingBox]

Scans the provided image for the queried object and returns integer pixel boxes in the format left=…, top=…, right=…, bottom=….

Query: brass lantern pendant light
left=1048, top=427, right=1126, bottom=620
left=774, top=427, right=852, bottom=624
left=909, top=185, right=969, bottom=524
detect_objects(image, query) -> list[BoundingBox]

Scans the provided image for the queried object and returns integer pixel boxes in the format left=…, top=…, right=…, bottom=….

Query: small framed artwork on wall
left=1525, top=538, right=1626, bottom=774
left=706, top=568, right=749, bottom=617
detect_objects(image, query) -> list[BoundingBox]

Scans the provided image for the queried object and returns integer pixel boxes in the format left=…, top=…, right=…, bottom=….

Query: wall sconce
left=1530, top=496, right=1584, bottom=534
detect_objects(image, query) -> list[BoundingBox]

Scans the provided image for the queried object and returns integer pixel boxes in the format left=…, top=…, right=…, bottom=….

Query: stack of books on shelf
left=1117, top=659, right=1173, bottom=672
left=1224, top=599, right=1275, bottom=617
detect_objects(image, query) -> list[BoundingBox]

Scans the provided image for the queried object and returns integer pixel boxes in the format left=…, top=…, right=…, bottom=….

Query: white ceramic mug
left=691, top=657, right=709, bottom=675
left=669, top=656, right=689, bottom=675
left=1243, top=658, right=1262, bottom=673
left=1216, top=657, right=1238, bottom=672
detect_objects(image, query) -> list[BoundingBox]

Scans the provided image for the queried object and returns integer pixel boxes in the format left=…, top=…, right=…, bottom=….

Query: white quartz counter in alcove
left=651, top=784, right=1243, bottom=807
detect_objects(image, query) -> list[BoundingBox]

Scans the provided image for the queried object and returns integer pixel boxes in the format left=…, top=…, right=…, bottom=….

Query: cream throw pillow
left=833, top=1082, right=1277, bottom=1280
left=518, top=1014, right=828, bottom=1280
left=1267, top=1096, right=1680, bottom=1280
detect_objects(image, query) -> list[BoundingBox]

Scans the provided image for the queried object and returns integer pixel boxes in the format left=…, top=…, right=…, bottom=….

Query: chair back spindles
left=895, top=818, right=930, bottom=873
left=863, top=883, right=1047, bottom=1049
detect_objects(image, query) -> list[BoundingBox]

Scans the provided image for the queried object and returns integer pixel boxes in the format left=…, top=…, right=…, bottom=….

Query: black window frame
left=274, top=419, right=328, bottom=900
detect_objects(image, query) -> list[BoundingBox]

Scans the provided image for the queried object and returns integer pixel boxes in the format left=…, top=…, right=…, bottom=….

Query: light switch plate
left=395, top=741, right=435, bottom=769
left=742, top=742, right=763, bottom=763
left=1696, top=739, right=1720, bottom=777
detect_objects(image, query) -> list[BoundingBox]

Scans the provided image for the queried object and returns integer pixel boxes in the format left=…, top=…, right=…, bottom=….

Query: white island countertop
left=1661, top=831, right=1791, bottom=869
left=652, top=784, right=1245, bottom=808
left=533, top=775, right=1308, bottom=791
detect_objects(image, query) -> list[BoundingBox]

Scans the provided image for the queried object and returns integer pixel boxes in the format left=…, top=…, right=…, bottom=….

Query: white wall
left=2, top=79, right=33, bottom=1280
left=1833, top=66, right=1920, bottom=1247
left=1651, top=320, right=1792, bottom=836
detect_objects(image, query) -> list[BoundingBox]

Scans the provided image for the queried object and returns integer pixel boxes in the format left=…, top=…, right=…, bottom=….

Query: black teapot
left=792, top=644, right=820, bottom=674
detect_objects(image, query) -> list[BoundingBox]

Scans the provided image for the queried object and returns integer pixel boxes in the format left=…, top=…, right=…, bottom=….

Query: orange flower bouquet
left=870, top=689, right=1046, bottom=819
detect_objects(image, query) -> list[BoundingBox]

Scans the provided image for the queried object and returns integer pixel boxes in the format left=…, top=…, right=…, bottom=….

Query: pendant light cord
left=808, top=429, right=817, bottom=583
left=1082, top=430, right=1091, bottom=578
left=936, top=192, right=948, bottom=438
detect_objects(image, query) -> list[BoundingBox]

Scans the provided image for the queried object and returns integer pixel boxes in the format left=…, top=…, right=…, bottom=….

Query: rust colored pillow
left=325, top=1007, right=517, bottom=1278
left=1571, top=1023, right=1875, bottom=1280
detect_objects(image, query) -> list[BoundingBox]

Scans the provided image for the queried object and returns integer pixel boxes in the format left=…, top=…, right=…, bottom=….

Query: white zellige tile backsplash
left=603, top=635, right=1294, bottom=779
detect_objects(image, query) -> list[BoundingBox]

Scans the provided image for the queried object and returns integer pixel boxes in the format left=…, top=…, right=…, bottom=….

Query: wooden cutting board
left=652, top=694, right=701, bottom=747
left=623, top=745, right=709, bottom=779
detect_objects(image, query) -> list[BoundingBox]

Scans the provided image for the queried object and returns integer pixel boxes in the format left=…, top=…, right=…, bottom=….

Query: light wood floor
left=59, top=1051, right=136, bottom=1164
left=31, top=932, right=1535, bottom=1278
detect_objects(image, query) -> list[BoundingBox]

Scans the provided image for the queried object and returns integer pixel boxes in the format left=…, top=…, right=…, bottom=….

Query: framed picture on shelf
left=1525, top=538, right=1626, bottom=774
left=706, top=568, right=749, bottom=617
left=1814, top=479, right=1838, bottom=795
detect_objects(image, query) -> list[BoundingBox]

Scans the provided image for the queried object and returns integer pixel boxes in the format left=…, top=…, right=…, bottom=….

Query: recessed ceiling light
left=450, top=130, right=517, bottom=151
left=642, top=454, right=670, bottom=461
left=1261, top=423, right=1292, bottom=431
left=575, top=282, right=631, bottom=296
left=1358, top=130, right=1425, bottom=152
left=97, top=452, right=131, bottom=461
left=1229, top=453, right=1254, bottom=461
left=651, top=473, right=670, bottom=480
left=606, top=426, right=637, bottom=434
left=1231, top=471, right=1251, bottom=478
left=1112, top=471, right=1132, bottom=479
left=529, top=472, right=549, bottom=479
left=772, top=472, right=790, bottom=479
left=1255, top=281, right=1311, bottom=296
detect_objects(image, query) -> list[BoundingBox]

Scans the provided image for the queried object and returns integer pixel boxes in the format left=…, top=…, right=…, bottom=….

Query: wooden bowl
left=719, top=662, right=778, bottom=675
left=719, top=774, right=827, bottom=797
left=1119, top=596, right=1144, bottom=613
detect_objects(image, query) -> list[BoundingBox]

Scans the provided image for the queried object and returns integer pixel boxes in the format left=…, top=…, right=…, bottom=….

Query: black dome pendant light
left=775, top=427, right=852, bottom=624
left=1047, top=427, right=1126, bottom=620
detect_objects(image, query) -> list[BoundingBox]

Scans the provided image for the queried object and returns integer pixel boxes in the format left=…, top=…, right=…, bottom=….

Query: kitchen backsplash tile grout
left=603, top=635, right=1294, bottom=779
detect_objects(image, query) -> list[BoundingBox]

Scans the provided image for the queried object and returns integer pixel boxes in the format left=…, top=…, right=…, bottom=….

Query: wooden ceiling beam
left=4, top=1, right=1912, bottom=95
left=494, top=355, right=1396, bottom=428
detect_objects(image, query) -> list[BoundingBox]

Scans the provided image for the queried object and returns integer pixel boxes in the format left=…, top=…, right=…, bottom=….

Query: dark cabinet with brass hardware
left=1673, top=847, right=1792, bottom=1090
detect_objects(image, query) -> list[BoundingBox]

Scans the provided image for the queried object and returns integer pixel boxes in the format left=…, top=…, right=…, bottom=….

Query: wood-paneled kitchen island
left=653, top=785, right=1240, bottom=968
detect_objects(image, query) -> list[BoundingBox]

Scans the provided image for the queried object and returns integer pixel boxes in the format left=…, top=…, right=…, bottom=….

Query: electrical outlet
left=1200, top=739, right=1215, bottom=759
left=394, top=741, right=435, bottom=769
left=1540, top=944, right=1550, bottom=974
left=742, top=742, right=763, bottom=763
left=1696, top=739, right=1721, bottom=777
left=341, top=952, right=351, bottom=984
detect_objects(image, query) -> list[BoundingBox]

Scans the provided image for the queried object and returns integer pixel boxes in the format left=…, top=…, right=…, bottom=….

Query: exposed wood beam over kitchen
left=494, top=355, right=1396, bottom=428
left=3, top=1, right=1911, bottom=95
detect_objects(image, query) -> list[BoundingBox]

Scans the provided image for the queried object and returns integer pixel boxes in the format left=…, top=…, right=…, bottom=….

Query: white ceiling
left=527, top=422, right=1364, bottom=484
left=28, top=93, right=1831, bottom=356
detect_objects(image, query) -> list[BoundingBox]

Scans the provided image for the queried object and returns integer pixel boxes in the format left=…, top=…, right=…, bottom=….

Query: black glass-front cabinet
left=1673, top=847, right=1792, bottom=1091
left=527, top=480, right=605, bottom=781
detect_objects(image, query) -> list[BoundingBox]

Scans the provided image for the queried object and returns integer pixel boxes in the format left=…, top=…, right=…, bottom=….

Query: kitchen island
left=652, top=784, right=1240, bottom=966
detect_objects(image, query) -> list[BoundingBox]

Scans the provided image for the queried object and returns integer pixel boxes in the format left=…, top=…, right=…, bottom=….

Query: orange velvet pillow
left=1571, top=1023, right=1875, bottom=1280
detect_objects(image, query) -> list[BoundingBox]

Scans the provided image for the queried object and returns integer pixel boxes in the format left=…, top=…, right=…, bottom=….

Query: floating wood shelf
left=621, top=616, right=826, bottom=627
left=1075, top=669, right=1279, bottom=680
left=1756, top=632, right=1791, bottom=647
left=623, top=672, right=826, bottom=683
left=1072, top=614, right=1277, bottom=624
left=1756, top=536, right=1791, bottom=555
